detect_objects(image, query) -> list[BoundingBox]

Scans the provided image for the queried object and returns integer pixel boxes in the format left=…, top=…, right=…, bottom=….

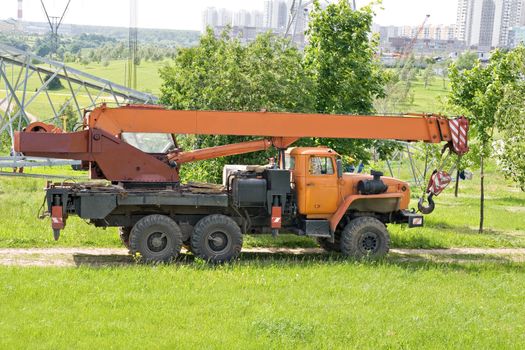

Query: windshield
left=121, top=133, right=175, bottom=153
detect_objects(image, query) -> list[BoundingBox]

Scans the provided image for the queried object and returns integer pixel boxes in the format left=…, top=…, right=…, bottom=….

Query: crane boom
left=14, top=104, right=468, bottom=184
left=89, top=105, right=452, bottom=143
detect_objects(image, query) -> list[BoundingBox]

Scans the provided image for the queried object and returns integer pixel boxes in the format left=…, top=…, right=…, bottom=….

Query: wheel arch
left=328, top=193, right=403, bottom=232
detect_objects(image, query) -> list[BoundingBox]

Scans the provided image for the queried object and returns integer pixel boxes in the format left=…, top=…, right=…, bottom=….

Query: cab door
left=304, top=156, right=339, bottom=216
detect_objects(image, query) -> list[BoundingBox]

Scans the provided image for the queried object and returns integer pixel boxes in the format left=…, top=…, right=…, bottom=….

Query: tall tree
left=304, top=0, right=385, bottom=114
left=159, top=29, right=314, bottom=182
left=422, top=64, right=435, bottom=88
left=160, top=1, right=395, bottom=183
left=494, top=46, right=525, bottom=190
left=303, top=0, right=396, bottom=162
left=448, top=46, right=525, bottom=232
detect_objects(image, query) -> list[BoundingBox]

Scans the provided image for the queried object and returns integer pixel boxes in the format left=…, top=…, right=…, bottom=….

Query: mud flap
left=51, top=205, right=65, bottom=241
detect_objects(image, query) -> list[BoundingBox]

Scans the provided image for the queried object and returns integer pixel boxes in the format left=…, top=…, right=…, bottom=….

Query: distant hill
left=16, top=20, right=201, bottom=47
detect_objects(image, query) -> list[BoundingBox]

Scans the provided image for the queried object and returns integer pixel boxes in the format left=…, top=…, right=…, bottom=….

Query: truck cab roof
left=288, top=147, right=340, bottom=157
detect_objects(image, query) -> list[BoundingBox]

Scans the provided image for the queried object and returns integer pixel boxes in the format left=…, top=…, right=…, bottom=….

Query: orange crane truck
left=14, top=105, right=469, bottom=263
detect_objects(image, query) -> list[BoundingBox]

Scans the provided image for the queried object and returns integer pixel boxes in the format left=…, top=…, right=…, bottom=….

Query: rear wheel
left=340, top=217, right=389, bottom=259
left=129, top=215, right=182, bottom=263
left=191, top=214, right=243, bottom=263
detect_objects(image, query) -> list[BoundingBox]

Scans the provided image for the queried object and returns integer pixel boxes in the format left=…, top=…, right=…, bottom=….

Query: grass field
left=409, top=78, right=449, bottom=114
left=0, top=60, right=165, bottom=123
left=0, top=161, right=524, bottom=250
left=2, top=60, right=525, bottom=349
left=1, top=260, right=525, bottom=349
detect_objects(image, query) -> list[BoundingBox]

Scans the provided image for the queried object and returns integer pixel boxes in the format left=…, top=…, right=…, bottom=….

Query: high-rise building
left=456, top=0, right=469, bottom=41
left=233, top=10, right=251, bottom=27
left=509, top=26, right=525, bottom=47
left=287, top=0, right=309, bottom=35
left=217, top=8, right=233, bottom=27
left=204, top=1, right=310, bottom=46
left=252, top=10, right=264, bottom=28
left=202, top=7, right=219, bottom=32
left=456, top=0, right=525, bottom=49
left=17, top=0, right=23, bottom=20
left=263, top=0, right=288, bottom=30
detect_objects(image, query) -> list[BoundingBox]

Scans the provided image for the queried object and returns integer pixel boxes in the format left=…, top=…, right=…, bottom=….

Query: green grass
left=0, top=59, right=166, bottom=123
left=66, top=60, right=165, bottom=95
left=408, top=78, right=449, bottom=114
left=1, top=261, right=525, bottom=349
left=0, top=162, right=524, bottom=250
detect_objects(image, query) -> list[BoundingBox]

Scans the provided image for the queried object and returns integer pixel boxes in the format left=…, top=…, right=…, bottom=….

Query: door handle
left=306, top=183, right=315, bottom=187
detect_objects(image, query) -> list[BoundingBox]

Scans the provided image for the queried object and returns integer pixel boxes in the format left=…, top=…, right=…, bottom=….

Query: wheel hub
left=360, top=232, right=378, bottom=252
left=207, top=231, right=229, bottom=253
left=147, top=232, right=168, bottom=252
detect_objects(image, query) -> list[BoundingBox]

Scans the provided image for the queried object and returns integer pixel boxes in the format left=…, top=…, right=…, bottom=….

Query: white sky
left=0, top=0, right=458, bottom=30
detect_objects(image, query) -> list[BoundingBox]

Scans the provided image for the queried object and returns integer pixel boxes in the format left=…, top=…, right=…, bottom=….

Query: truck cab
left=286, top=147, right=412, bottom=223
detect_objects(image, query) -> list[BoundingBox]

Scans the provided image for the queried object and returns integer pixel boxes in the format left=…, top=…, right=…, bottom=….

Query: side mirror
left=336, top=158, right=343, bottom=178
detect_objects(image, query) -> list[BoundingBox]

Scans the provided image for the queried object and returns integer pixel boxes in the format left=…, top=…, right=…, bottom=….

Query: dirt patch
left=1, top=247, right=525, bottom=267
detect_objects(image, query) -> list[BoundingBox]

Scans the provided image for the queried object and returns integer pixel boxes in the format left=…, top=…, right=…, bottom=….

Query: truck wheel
left=129, top=215, right=183, bottom=263
left=340, top=217, right=390, bottom=259
left=119, top=227, right=131, bottom=250
left=191, top=214, right=243, bottom=263
left=317, top=234, right=341, bottom=252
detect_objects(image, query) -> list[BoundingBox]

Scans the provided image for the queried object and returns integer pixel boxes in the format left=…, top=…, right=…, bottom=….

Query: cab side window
left=309, top=157, right=334, bottom=175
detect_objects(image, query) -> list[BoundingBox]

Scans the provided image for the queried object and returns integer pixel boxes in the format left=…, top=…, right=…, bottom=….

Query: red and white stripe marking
left=449, top=117, right=469, bottom=155
left=430, top=171, right=452, bottom=196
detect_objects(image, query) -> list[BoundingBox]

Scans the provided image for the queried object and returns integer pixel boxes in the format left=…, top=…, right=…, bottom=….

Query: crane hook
left=418, top=193, right=435, bottom=214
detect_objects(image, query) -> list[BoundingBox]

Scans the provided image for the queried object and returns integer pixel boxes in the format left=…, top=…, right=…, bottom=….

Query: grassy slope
left=0, top=60, right=165, bottom=123
left=1, top=262, right=525, bottom=349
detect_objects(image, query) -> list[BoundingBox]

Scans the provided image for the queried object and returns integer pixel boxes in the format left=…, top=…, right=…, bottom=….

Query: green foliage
left=160, top=1, right=400, bottom=183
left=160, top=29, right=315, bottom=182
left=374, top=69, right=414, bottom=113
left=44, top=73, right=63, bottom=90
left=301, top=0, right=396, bottom=165
left=449, top=47, right=525, bottom=158
left=304, top=0, right=385, bottom=114
left=448, top=46, right=525, bottom=232
left=454, top=51, right=479, bottom=71
left=422, top=64, right=435, bottom=88
left=492, top=46, right=525, bottom=190
left=56, top=101, right=80, bottom=132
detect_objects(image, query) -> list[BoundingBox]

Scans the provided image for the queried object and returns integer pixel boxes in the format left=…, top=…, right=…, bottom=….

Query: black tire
left=191, top=214, right=243, bottom=263
left=129, top=215, right=182, bottom=263
left=340, top=217, right=390, bottom=259
left=317, top=234, right=341, bottom=253
left=119, top=227, right=131, bottom=250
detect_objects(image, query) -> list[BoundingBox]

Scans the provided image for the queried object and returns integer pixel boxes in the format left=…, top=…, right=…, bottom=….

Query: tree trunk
left=454, top=168, right=460, bottom=198
left=479, top=153, right=484, bottom=234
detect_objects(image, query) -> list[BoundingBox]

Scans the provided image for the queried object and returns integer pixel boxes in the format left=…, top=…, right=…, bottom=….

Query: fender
left=328, top=193, right=403, bottom=232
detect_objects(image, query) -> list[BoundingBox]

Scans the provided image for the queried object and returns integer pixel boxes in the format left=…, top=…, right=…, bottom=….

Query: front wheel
left=129, top=215, right=183, bottom=263
left=340, top=217, right=390, bottom=259
left=191, top=214, right=243, bottom=263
